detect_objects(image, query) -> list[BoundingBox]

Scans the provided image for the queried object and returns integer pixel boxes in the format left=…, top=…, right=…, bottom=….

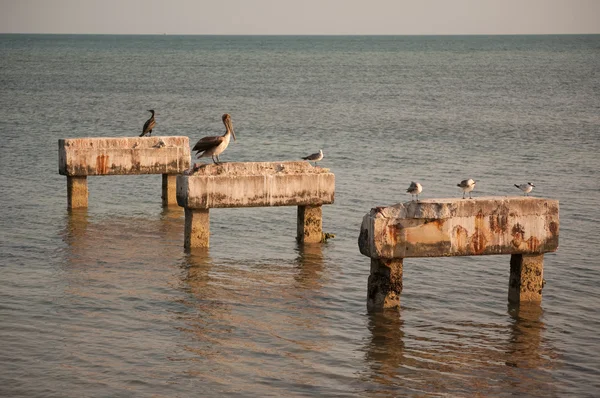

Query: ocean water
left=1, top=34, right=599, bottom=397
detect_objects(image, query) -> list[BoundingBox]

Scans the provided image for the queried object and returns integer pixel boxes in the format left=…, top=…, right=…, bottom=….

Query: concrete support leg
left=297, top=205, right=323, bottom=244
left=67, top=176, right=88, bottom=209
left=162, top=174, right=177, bottom=206
left=509, top=254, right=544, bottom=303
left=367, top=258, right=403, bottom=310
left=184, top=208, right=210, bottom=249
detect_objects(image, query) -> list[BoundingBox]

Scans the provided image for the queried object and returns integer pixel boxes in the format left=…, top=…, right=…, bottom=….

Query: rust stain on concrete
left=96, top=154, right=109, bottom=175
left=549, top=220, right=559, bottom=236
left=526, top=236, right=540, bottom=252
left=453, top=225, right=469, bottom=252
left=470, top=230, right=487, bottom=254
left=489, top=204, right=509, bottom=234
left=388, top=224, right=401, bottom=246
left=511, top=223, right=525, bottom=248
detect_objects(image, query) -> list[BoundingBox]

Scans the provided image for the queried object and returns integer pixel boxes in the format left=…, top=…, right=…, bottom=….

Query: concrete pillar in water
left=161, top=174, right=178, bottom=206
left=359, top=197, right=559, bottom=310
left=184, top=208, right=210, bottom=249
left=67, top=176, right=88, bottom=209
left=367, top=258, right=404, bottom=309
left=58, top=136, right=191, bottom=209
left=177, top=161, right=335, bottom=248
left=509, top=253, right=544, bottom=303
left=297, top=205, right=323, bottom=244
left=367, top=258, right=403, bottom=310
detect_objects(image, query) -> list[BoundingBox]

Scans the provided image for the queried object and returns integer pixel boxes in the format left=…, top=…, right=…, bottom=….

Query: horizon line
left=1, top=32, right=599, bottom=36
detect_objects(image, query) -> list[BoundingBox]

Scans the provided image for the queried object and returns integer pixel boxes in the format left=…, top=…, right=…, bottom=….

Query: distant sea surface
left=1, top=34, right=599, bottom=397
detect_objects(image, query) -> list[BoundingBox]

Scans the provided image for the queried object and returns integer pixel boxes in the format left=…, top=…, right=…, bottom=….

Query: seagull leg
left=417, top=194, right=419, bottom=202
left=462, top=192, right=465, bottom=199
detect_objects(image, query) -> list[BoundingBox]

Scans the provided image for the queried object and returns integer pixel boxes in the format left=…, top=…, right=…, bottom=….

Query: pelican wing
left=193, top=135, right=224, bottom=152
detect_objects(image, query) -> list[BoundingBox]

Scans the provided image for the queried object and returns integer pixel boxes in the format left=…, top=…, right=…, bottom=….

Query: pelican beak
left=229, top=119, right=236, bottom=141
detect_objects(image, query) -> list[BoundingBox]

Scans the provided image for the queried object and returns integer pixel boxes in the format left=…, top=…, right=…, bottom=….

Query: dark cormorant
left=140, top=110, right=156, bottom=137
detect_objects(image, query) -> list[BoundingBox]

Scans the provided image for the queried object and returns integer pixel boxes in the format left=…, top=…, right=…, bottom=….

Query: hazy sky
left=1, top=0, right=599, bottom=35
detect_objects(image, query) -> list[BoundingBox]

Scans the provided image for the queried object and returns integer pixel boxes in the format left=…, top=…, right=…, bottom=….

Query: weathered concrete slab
left=177, top=161, right=335, bottom=209
left=359, top=197, right=559, bottom=259
left=58, top=136, right=191, bottom=176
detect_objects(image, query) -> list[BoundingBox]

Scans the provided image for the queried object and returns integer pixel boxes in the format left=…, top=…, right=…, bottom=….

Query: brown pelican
left=140, top=110, right=156, bottom=137
left=515, top=182, right=535, bottom=196
left=302, top=149, right=323, bottom=166
left=457, top=178, right=476, bottom=199
left=406, top=181, right=423, bottom=202
left=193, top=114, right=236, bottom=164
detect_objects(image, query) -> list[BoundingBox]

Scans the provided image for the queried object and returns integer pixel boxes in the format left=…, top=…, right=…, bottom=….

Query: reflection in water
left=180, top=248, right=220, bottom=310
left=361, top=303, right=558, bottom=396
left=293, top=243, right=324, bottom=290
left=176, top=245, right=337, bottom=395
left=506, top=303, right=545, bottom=368
left=62, top=209, right=90, bottom=245
left=53, top=209, right=192, bottom=396
left=364, top=310, right=405, bottom=395
left=506, top=303, right=559, bottom=377
left=159, top=207, right=184, bottom=241
left=504, top=303, right=558, bottom=396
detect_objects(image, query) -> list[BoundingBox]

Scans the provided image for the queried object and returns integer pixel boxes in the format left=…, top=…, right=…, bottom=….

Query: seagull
left=193, top=113, right=236, bottom=165
left=140, top=110, right=156, bottom=137
left=457, top=179, right=476, bottom=199
left=302, top=149, right=323, bottom=166
left=515, top=182, right=535, bottom=196
left=406, top=181, right=423, bottom=202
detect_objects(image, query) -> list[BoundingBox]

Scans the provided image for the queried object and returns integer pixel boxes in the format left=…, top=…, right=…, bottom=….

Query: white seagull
left=515, top=182, right=535, bottom=196
left=302, top=149, right=323, bottom=166
left=193, top=114, right=236, bottom=165
left=457, top=178, right=476, bottom=199
left=406, top=181, right=423, bottom=202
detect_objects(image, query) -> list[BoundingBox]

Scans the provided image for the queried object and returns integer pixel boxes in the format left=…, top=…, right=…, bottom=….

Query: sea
left=1, top=34, right=599, bottom=397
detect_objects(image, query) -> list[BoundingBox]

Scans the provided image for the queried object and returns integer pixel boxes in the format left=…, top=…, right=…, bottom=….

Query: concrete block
left=509, top=254, right=544, bottom=303
left=67, top=176, right=88, bottom=209
left=368, top=258, right=403, bottom=309
left=297, top=205, right=323, bottom=244
left=58, top=136, right=190, bottom=176
left=177, top=161, right=335, bottom=209
left=162, top=174, right=178, bottom=206
left=359, top=197, right=559, bottom=259
left=184, top=208, right=210, bottom=249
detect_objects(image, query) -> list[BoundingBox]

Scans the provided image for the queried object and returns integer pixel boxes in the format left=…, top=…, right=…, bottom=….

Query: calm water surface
left=1, top=34, right=599, bottom=397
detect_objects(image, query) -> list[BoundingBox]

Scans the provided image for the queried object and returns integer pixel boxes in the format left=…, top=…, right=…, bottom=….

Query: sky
left=1, top=0, right=599, bottom=35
